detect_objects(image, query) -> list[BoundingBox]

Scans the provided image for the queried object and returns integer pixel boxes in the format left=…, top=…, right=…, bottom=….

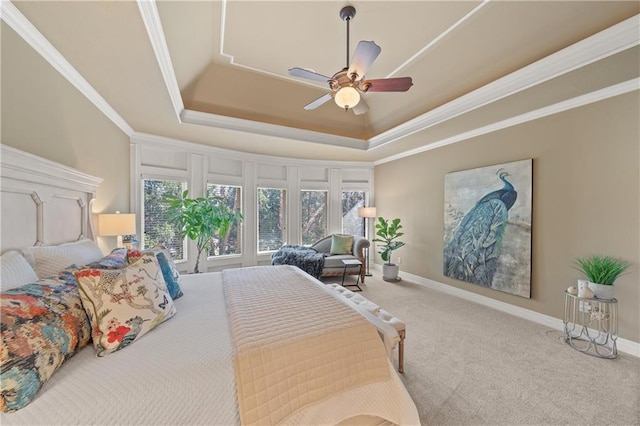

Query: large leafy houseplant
left=574, top=255, right=629, bottom=286
left=165, top=190, right=243, bottom=273
left=373, top=217, right=405, bottom=266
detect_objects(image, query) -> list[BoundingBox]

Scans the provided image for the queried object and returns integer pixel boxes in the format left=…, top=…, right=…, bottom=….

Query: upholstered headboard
left=0, top=145, right=103, bottom=253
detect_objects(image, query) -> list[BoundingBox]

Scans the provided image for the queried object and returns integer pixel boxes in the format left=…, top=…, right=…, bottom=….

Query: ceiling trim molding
left=387, top=0, right=489, bottom=78
left=374, top=78, right=640, bottom=166
left=369, top=13, right=640, bottom=150
left=180, top=109, right=367, bottom=150
left=217, top=0, right=321, bottom=89
left=131, top=132, right=374, bottom=168
left=136, top=0, right=184, bottom=121
left=0, top=0, right=134, bottom=137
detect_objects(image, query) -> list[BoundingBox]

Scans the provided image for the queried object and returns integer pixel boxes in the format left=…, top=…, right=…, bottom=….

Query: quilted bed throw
left=270, top=245, right=325, bottom=278
left=223, top=265, right=390, bottom=425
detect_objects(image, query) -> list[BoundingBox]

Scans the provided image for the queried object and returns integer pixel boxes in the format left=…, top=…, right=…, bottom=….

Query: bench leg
left=398, top=329, right=405, bottom=374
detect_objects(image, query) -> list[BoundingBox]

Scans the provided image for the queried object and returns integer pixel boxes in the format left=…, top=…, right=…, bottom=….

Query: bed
left=0, top=145, right=419, bottom=425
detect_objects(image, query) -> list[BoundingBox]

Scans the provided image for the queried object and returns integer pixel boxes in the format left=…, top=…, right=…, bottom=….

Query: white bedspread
left=2, top=269, right=419, bottom=425
left=1, top=272, right=239, bottom=425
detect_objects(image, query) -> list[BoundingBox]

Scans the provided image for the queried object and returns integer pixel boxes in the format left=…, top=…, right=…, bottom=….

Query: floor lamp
left=357, top=206, right=376, bottom=277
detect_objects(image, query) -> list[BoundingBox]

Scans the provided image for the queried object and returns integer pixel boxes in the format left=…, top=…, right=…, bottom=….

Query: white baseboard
left=371, top=265, right=640, bottom=358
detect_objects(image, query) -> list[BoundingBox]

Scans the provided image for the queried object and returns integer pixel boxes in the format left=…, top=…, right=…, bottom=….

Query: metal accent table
left=341, top=259, right=363, bottom=291
left=563, top=291, right=618, bottom=359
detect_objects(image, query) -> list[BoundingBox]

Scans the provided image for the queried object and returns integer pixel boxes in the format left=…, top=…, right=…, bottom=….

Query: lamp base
left=365, top=272, right=372, bottom=277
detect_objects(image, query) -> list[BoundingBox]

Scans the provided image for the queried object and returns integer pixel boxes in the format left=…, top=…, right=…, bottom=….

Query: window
left=258, top=188, right=287, bottom=252
left=300, top=190, right=327, bottom=245
left=342, top=191, right=366, bottom=237
left=206, top=183, right=242, bottom=256
left=142, top=179, right=186, bottom=260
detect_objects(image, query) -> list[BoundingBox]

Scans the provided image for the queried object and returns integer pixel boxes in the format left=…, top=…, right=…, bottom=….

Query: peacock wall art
left=443, top=159, right=532, bottom=298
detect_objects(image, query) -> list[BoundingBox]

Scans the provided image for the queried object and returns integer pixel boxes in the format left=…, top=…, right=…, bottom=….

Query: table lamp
left=98, top=211, right=136, bottom=248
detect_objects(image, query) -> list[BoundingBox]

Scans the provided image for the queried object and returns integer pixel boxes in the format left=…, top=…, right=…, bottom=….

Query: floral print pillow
left=0, top=269, right=91, bottom=412
left=74, top=253, right=176, bottom=357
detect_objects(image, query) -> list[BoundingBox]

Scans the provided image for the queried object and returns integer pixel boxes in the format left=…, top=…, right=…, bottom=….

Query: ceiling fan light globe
left=334, top=86, right=360, bottom=109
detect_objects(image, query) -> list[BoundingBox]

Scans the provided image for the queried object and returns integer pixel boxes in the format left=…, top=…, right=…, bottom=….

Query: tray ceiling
left=4, top=1, right=640, bottom=162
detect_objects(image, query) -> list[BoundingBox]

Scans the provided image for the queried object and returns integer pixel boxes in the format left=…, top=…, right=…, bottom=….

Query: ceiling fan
left=288, top=5, right=413, bottom=115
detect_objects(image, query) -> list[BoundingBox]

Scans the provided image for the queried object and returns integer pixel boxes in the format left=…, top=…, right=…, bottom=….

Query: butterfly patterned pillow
left=74, top=253, right=176, bottom=357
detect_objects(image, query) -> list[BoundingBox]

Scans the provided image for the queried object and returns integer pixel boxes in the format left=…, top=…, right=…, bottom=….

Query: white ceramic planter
left=588, top=282, right=615, bottom=299
left=382, top=263, right=399, bottom=281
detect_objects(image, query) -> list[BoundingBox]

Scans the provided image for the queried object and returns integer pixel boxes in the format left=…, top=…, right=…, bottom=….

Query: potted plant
left=165, top=190, right=243, bottom=273
left=373, top=217, right=405, bottom=281
left=574, top=255, right=630, bottom=299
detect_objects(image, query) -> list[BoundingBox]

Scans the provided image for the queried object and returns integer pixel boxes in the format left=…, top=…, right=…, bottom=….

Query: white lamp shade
left=98, top=213, right=136, bottom=236
left=334, top=86, right=361, bottom=109
left=357, top=207, right=377, bottom=218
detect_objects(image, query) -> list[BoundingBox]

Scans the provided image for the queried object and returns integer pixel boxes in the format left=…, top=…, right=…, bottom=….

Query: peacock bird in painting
left=444, top=169, right=517, bottom=286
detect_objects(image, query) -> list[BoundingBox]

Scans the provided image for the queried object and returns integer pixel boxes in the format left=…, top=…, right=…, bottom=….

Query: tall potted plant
left=373, top=217, right=405, bottom=281
left=165, top=190, right=243, bottom=273
left=574, top=255, right=629, bottom=299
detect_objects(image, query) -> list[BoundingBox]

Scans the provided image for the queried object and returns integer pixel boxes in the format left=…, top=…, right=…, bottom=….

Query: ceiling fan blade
left=361, top=77, right=413, bottom=92
left=351, top=98, right=369, bottom=115
left=347, top=41, right=381, bottom=81
left=289, top=67, right=331, bottom=83
left=304, top=93, right=333, bottom=110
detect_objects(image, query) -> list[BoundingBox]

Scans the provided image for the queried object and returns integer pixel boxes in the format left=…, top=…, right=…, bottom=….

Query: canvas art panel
left=443, top=159, right=532, bottom=298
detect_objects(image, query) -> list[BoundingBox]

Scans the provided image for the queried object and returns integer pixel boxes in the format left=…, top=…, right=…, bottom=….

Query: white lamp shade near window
left=334, top=86, right=361, bottom=109
left=357, top=206, right=377, bottom=218
left=98, top=212, right=136, bottom=247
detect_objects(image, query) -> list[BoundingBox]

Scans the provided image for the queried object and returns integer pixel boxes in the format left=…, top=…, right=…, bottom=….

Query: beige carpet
left=328, top=272, right=640, bottom=425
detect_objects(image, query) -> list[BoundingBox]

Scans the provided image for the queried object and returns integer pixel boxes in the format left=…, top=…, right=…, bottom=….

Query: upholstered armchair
left=310, top=235, right=370, bottom=283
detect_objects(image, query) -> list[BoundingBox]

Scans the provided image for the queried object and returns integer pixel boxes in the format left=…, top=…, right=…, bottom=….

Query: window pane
left=143, top=179, right=185, bottom=260
left=301, top=190, right=327, bottom=245
left=342, top=191, right=366, bottom=237
left=258, top=188, right=287, bottom=252
left=207, top=184, right=242, bottom=256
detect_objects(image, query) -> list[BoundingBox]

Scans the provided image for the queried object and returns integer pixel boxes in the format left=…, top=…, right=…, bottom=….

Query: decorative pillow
left=127, top=244, right=183, bottom=300
left=0, top=269, right=92, bottom=412
left=83, top=248, right=128, bottom=270
left=330, top=234, right=354, bottom=255
left=74, top=253, right=176, bottom=357
left=21, top=239, right=104, bottom=279
left=0, top=251, right=39, bottom=291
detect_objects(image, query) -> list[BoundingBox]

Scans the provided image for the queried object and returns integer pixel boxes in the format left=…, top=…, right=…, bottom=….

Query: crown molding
left=0, top=1, right=134, bottom=137
left=180, top=109, right=367, bottom=150
left=131, top=132, right=374, bottom=168
left=136, top=0, right=184, bottom=120
left=369, top=14, right=640, bottom=150
left=374, top=78, right=640, bottom=165
left=387, top=0, right=489, bottom=78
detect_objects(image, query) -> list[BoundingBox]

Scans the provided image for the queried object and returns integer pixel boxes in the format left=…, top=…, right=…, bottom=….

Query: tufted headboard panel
left=0, top=145, right=103, bottom=253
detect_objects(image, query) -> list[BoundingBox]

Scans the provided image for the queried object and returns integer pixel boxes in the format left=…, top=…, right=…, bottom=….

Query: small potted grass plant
left=574, top=255, right=630, bottom=299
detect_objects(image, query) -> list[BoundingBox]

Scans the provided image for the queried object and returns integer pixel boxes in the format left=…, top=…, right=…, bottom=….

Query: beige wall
left=1, top=23, right=130, bottom=252
left=374, top=92, right=639, bottom=342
